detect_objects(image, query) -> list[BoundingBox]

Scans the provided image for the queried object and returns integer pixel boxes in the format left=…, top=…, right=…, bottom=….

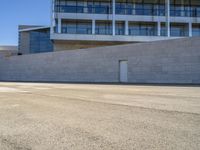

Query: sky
left=0, top=0, right=51, bottom=46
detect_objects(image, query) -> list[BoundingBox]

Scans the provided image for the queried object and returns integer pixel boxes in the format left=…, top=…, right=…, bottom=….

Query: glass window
left=54, top=0, right=200, bottom=18
left=170, top=24, right=188, bottom=37
left=96, top=21, right=112, bottom=35
left=116, top=3, right=126, bottom=15
left=192, top=24, right=200, bottom=37
left=30, top=29, right=53, bottom=53
left=129, top=22, right=157, bottom=36
left=116, top=22, right=125, bottom=35
left=62, top=20, right=92, bottom=34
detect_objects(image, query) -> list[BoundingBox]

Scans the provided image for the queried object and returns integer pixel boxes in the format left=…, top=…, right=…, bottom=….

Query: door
left=119, top=60, right=128, bottom=83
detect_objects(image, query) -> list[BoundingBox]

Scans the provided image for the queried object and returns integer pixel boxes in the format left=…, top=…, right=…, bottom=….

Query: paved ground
left=0, top=82, right=199, bottom=150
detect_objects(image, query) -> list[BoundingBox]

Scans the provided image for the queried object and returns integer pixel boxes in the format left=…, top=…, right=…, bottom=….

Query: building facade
left=50, top=0, right=200, bottom=43
left=18, top=0, right=200, bottom=54
left=18, top=26, right=53, bottom=54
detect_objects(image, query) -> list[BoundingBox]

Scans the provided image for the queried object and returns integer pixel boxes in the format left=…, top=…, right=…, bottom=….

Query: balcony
left=161, top=23, right=189, bottom=37
left=61, top=20, right=92, bottom=34
left=54, top=3, right=200, bottom=17
left=129, top=22, right=157, bottom=36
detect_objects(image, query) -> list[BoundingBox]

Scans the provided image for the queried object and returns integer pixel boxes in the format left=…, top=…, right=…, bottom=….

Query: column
left=112, top=0, right=116, bottom=36
left=125, top=21, right=129, bottom=35
left=58, top=18, right=62, bottom=34
left=84, top=1, right=88, bottom=13
left=92, top=20, right=96, bottom=35
left=133, top=3, right=136, bottom=15
left=165, top=0, right=170, bottom=37
left=181, top=0, right=184, bottom=17
left=189, top=22, right=192, bottom=37
left=157, top=21, right=161, bottom=36
left=50, top=0, right=55, bottom=34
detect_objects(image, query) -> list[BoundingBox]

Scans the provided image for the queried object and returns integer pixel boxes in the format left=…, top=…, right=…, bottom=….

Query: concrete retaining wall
left=0, top=37, right=200, bottom=84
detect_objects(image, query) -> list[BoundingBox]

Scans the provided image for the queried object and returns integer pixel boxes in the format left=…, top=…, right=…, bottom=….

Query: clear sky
left=0, top=0, right=51, bottom=46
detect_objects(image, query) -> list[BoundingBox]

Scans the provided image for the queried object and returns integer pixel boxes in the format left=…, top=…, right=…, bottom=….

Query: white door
left=119, top=60, right=128, bottom=83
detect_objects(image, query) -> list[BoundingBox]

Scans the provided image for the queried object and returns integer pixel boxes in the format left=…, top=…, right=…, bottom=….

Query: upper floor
left=53, top=0, right=200, bottom=18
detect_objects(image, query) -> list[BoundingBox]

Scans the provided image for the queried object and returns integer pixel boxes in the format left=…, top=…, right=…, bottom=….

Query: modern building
left=51, top=0, right=200, bottom=42
left=19, top=0, right=200, bottom=54
left=18, top=26, right=53, bottom=54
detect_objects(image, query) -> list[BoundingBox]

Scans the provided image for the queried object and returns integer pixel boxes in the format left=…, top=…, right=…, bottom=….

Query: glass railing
left=116, top=28, right=125, bottom=35
left=192, top=31, right=200, bottom=36
left=55, top=5, right=111, bottom=14
left=116, top=7, right=165, bottom=16
left=170, top=9, right=200, bottom=17
left=55, top=5, right=200, bottom=17
left=161, top=28, right=189, bottom=36
left=170, top=28, right=189, bottom=37
left=95, top=27, right=113, bottom=35
left=62, top=27, right=92, bottom=34
left=56, top=26, right=199, bottom=37
left=129, top=28, right=157, bottom=36
left=60, top=26, right=125, bottom=35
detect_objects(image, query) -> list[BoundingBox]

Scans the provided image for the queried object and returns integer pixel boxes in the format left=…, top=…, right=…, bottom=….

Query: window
left=170, top=23, right=188, bottom=37
left=96, top=21, right=112, bottom=35
left=129, top=22, right=157, bottom=36
left=192, top=24, right=200, bottom=37
left=30, top=29, right=53, bottom=53
left=62, top=20, right=92, bottom=34
left=116, top=22, right=125, bottom=35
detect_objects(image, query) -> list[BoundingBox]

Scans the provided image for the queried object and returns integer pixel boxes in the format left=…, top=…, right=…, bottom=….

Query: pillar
left=125, top=20, right=129, bottom=35
left=133, top=3, right=136, bottom=15
left=50, top=0, right=55, bottom=34
left=165, top=0, right=170, bottom=37
left=84, top=1, right=88, bottom=13
left=181, top=0, right=184, bottom=17
left=112, top=0, right=116, bottom=36
left=58, top=18, right=62, bottom=34
left=92, top=20, right=96, bottom=35
left=189, top=22, right=192, bottom=37
left=157, top=21, right=161, bottom=36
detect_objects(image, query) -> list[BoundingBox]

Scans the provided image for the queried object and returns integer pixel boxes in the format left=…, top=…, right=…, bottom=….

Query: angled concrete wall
left=0, top=37, right=200, bottom=84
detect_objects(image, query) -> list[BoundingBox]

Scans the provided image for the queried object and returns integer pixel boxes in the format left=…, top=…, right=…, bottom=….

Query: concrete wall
left=0, top=38, right=200, bottom=84
left=18, top=32, right=30, bottom=54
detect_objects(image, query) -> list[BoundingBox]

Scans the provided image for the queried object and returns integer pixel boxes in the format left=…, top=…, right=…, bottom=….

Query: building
left=51, top=0, right=200, bottom=46
left=18, top=26, right=53, bottom=54
left=19, top=0, right=200, bottom=54
left=19, top=25, right=126, bottom=54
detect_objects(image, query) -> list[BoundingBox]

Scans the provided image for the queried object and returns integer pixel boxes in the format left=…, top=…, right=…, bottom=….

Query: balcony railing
left=54, top=5, right=200, bottom=17
left=62, top=27, right=92, bottom=34
left=170, top=8, right=200, bottom=17
left=129, top=28, right=157, bottom=36
left=55, top=5, right=111, bottom=14
left=161, top=28, right=189, bottom=37
left=54, top=25, right=200, bottom=37
left=95, top=27, right=113, bottom=35
left=170, top=29, right=189, bottom=37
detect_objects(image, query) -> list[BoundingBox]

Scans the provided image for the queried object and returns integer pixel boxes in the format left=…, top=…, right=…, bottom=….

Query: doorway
left=119, top=60, right=128, bottom=83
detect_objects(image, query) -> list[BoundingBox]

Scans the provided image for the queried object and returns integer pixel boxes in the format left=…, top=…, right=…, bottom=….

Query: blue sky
left=0, top=0, right=51, bottom=45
